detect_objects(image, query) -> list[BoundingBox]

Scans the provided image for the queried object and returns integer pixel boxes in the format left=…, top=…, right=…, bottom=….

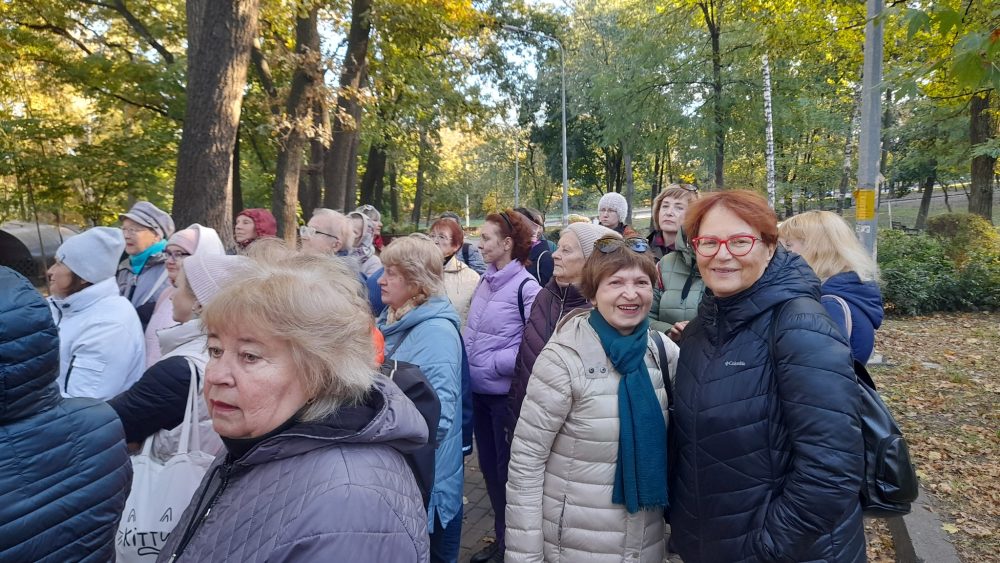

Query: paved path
left=458, top=451, right=498, bottom=562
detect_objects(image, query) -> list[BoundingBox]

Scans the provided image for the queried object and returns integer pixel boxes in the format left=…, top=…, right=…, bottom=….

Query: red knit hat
left=236, top=208, right=277, bottom=246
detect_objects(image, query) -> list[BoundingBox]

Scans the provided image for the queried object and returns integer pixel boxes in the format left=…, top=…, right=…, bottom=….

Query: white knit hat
left=598, top=192, right=628, bottom=221
left=55, top=227, right=125, bottom=284
left=564, top=223, right=620, bottom=260
left=183, top=254, right=249, bottom=306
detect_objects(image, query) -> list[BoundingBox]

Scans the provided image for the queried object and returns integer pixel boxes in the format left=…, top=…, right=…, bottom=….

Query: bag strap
left=176, top=358, right=202, bottom=455
left=535, top=250, right=549, bottom=281
left=386, top=328, right=412, bottom=359
left=462, top=242, right=471, bottom=264
left=651, top=330, right=673, bottom=409
left=517, top=277, right=530, bottom=325
left=135, top=268, right=169, bottom=306
left=826, top=295, right=853, bottom=338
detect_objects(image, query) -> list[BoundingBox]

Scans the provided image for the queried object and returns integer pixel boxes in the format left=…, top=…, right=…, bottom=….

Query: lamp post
left=502, top=24, right=569, bottom=226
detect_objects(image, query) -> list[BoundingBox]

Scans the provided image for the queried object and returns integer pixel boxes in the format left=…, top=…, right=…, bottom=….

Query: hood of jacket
left=233, top=375, right=428, bottom=467
left=379, top=294, right=461, bottom=341
left=443, top=254, right=470, bottom=274
left=1, top=268, right=61, bottom=423
left=47, top=277, right=120, bottom=320
left=822, top=271, right=884, bottom=330
left=698, top=246, right=820, bottom=344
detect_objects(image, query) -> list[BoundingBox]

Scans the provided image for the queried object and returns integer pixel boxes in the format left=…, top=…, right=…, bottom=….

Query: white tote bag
left=116, top=360, right=217, bottom=562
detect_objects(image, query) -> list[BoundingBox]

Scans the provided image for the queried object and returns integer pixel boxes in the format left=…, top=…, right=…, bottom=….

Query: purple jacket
left=156, top=376, right=430, bottom=562
left=508, top=278, right=590, bottom=420
left=463, top=260, right=540, bottom=395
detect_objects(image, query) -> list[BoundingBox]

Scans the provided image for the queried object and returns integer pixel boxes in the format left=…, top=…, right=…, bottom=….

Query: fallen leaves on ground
left=864, top=312, right=1000, bottom=562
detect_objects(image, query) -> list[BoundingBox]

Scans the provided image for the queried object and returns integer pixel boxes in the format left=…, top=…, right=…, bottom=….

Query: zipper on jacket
left=168, top=463, right=233, bottom=562
left=63, top=355, right=76, bottom=393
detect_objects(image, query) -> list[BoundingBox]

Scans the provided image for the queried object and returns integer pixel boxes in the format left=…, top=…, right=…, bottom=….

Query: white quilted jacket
left=505, top=311, right=678, bottom=563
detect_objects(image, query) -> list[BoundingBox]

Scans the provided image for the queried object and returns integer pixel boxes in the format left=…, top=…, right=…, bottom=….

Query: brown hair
left=651, top=185, right=700, bottom=231
left=380, top=234, right=445, bottom=305
left=579, top=239, right=657, bottom=300
left=485, top=209, right=533, bottom=264
left=429, top=218, right=465, bottom=249
left=683, top=190, right=779, bottom=247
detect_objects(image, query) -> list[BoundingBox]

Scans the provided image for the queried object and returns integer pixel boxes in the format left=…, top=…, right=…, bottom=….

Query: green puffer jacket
left=649, top=228, right=704, bottom=332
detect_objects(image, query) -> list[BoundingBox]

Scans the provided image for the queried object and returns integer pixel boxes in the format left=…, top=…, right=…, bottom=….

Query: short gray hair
left=311, top=208, right=354, bottom=251
left=201, top=243, right=375, bottom=421
left=380, top=234, right=445, bottom=306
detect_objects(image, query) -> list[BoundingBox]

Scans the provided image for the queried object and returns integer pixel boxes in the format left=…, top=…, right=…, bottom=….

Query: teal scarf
left=588, top=310, right=668, bottom=513
left=129, top=240, right=166, bottom=275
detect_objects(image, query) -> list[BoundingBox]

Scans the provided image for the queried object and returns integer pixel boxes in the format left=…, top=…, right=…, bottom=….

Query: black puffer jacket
left=669, top=248, right=865, bottom=563
left=508, top=278, right=590, bottom=423
left=0, top=267, right=133, bottom=562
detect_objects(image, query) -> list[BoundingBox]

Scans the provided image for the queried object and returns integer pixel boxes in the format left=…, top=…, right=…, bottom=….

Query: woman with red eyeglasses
left=668, top=190, right=865, bottom=563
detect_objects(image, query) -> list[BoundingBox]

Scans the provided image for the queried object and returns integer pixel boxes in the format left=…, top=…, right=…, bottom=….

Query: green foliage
left=878, top=217, right=1000, bottom=315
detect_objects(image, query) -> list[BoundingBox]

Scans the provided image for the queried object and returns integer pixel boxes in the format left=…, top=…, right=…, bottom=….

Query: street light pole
left=502, top=24, right=569, bottom=226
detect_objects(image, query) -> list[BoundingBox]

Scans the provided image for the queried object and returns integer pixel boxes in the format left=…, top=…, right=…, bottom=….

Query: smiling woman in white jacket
left=47, top=227, right=145, bottom=400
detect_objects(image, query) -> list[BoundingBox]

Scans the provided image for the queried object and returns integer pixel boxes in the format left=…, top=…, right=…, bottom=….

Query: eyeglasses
left=595, top=236, right=649, bottom=254
left=164, top=250, right=191, bottom=261
left=429, top=233, right=451, bottom=243
left=299, top=225, right=339, bottom=241
left=690, top=235, right=761, bottom=257
left=120, top=225, right=153, bottom=235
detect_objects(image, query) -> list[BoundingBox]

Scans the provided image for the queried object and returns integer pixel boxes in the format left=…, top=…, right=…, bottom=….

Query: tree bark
left=301, top=98, right=327, bottom=222
left=323, top=0, right=372, bottom=211
left=172, top=0, right=259, bottom=248
left=915, top=169, right=936, bottom=230
left=970, top=91, right=996, bottom=222
left=345, top=132, right=361, bottom=209
left=623, top=150, right=635, bottom=225
left=233, top=121, right=243, bottom=218
left=360, top=143, right=387, bottom=206
left=699, top=0, right=725, bottom=189
left=763, top=53, right=776, bottom=208
left=271, top=7, right=321, bottom=242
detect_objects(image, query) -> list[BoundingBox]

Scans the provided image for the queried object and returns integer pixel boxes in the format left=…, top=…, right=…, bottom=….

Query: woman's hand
left=668, top=321, right=689, bottom=342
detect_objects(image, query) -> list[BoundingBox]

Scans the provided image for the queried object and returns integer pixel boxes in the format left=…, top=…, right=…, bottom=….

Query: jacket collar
left=483, top=259, right=526, bottom=290
left=443, top=255, right=467, bottom=274
left=545, top=277, right=589, bottom=309
left=378, top=295, right=460, bottom=340
left=157, top=318, right=206, bottom=357
left=49, top=277, right=119, bottom=317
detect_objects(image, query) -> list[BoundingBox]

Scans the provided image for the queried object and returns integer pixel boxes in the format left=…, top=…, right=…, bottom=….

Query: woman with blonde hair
left=157, top=248, right=430, bottom=561
left=377, top=234, right=464, bottom=563
left=779, top=210, right=883, bottom=362
left=648, top=185, right=703, bottom=340
left=648, top=184, right=699, bottom=260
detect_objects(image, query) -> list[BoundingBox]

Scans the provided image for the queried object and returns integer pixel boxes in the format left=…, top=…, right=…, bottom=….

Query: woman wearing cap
left=597, top=192, right=639, bottom=238
left=116, top=200, right=175, bottom=312
left=648, top=185, right=704, bottom=340
left=355, top=204, right=385, bottom=252
left=111, top=253, right=247, bottom=458
left=668, top=191, right=863, bottom=562
left=143, top=224, right=226, bottom=367
left=233, top=208, right=277, bottom=254
left=428, top=218, right=480, bottom=326
left=348, top=210, right=384, bottom=277
left=0, top=267, right=132, bottom=562
left=377, top=235, right=464, bottom=563
left=508, top=222, right=618, bottom=423
left=505, top=236, right=676, bottom=563
left=156, top=248, right=430, bottom=562
left=463, top=210, right=541, bottom=563
left=48, top=227, right=145, bottom=400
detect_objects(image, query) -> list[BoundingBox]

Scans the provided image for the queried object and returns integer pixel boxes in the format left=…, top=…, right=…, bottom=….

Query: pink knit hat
left=167, top=228, right=199, bottom=255
left=183, top=254, right=249, bottom=306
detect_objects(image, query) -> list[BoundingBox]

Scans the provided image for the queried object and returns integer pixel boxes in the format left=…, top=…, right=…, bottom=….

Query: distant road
left=543, top=207, right=651, bottom=227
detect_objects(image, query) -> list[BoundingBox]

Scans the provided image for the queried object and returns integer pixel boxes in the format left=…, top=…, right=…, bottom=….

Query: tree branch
left=78, top=0, right=174, bottom=64
left=18, top=21, right=92, bottom=55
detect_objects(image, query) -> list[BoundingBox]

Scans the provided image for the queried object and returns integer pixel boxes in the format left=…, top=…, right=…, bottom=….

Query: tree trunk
left=411, top=129, right=428, bottom=224
left=323, top=0, right=372, bottom=211
left=185, top=0, right=206, bottom=76
left=345, top=132, right=361, bottom=209
left=763, top=53, right=776, bottom=208
left=360, top=143, right=387, bottom=205
left=232, top=121, right=243, bottom=218
left=970, top=91, right=995, bottom=222
left=389, top=163, right=399, bottom=223
left=942, top=182, right=953, bottom=213
left=699, top=0, right=725, bottom=189
left=651, top=149, right=662, bottom=200
left=172, top=0, right=259, bottom=248
left=623, top=150, right=635, bottom=225
left=915, top=169, right=936, bottom=230
left=271, top=7, right=320, bottom=242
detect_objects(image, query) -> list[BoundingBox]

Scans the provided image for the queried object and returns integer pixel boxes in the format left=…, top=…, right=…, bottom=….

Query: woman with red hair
left=232, top=208, right=277, bottom=253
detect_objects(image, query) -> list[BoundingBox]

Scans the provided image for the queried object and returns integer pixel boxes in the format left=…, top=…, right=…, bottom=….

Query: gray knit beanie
left=598, top=192, right=628, bottom=221
left=55, top=227, right=125, bottom=284
left=183, top=254, right=249, bottom=306
left=564, top=223, right=620, bottom=260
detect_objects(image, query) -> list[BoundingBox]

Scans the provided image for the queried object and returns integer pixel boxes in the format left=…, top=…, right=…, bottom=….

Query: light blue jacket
left=378, top=295, right=464, bottom=532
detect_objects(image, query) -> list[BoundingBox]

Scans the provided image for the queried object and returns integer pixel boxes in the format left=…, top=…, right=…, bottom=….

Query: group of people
left=0, top=188, right=884, bottom=563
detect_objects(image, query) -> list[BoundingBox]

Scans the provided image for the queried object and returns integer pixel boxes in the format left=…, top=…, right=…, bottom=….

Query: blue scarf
left=588, top=310, right=668, bottom=513
left=129, top=240, right=166, bottom=275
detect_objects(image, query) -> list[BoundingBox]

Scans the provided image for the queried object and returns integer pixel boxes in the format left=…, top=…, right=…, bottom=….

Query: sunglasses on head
left=595, top=236, right=649, bottom=254
left=679, top=184, right=698, bottom=193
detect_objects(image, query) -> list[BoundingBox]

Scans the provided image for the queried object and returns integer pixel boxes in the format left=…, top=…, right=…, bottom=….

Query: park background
left=0, top=1, right=997, bottom=560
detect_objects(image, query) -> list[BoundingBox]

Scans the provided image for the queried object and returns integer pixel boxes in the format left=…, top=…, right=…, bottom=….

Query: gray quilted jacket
left=157, top=376, right=430, bottom=562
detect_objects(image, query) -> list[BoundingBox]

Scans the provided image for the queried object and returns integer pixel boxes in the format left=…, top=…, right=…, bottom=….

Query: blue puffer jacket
left=379, top=295, right=464, bottom=533
left=821, top=271, right=884, bottom=363
left=669, top=248, right=865, bottom=563
left=0, top=267, right=133, bottom=562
